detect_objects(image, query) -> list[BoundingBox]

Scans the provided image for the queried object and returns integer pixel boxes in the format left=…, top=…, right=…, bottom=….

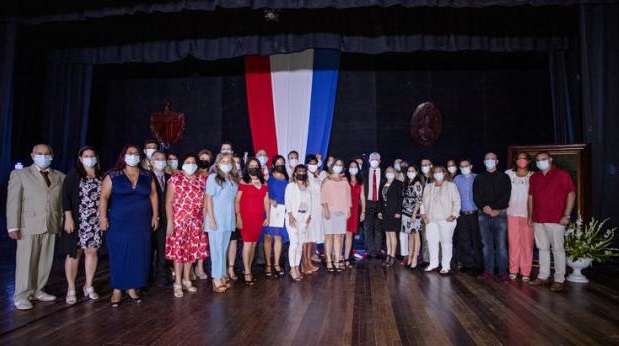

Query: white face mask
left=484, top=159, right=497, bottom=170
left=421, top=165, right=431, bottom=174
left=536, top=159, right=550, bottom=171
left=447, top=166, right=457, bottom=174
left=33, top=154, right=53, bottom=169
left=289, top=159, right=298, bottom=168
left=386, top=172, right=396, bottom=180
left=434, top=172, right=445, bottom=182
left=167, top=160, right=179, bottom=170
left=124, top=154, right=140, bottom=167
left=317, top=159, right=323, bottom=167
left=332, top=166, right=343, bottom=174
left=327, top=160, right=334, bottom=167
left=144, top=148, right=156, bottom=159
left=182, top=163, right=198, bottom=175
left=394, top=163, right=401, bottom=172
left=219, top=163, right=232, bottom=174
left=82, top=157, right=97, bottom=168
left=349, top=167, right=359, bottom=175
left=153, top=160, right=167, bottom=171
left=257, top=156, right=268, bottom=166
left=307, top=164, right=318, bottom=173
left=460, top=166, right=472, bottom=175
left=406, top=172, right=417, bottom=180
left=370, top=160, right=379, bottom=169
left=221, top=149, right=232, bottom=155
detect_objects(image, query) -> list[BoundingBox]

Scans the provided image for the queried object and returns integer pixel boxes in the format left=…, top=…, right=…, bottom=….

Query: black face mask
left=274, top=164, right=286, bottom=173
left=296, top=174, right=308, bottom=181
left=248, top=167, right=261, bottom=177
left=199, top=160, right=210, bottom=169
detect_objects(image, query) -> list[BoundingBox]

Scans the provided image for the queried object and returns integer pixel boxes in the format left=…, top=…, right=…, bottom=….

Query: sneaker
left=439, top=268, right=451, bottom=275
left=477, top=272, right=495, bottom=280
left=32, top=291, right=57, bottom=302
left=529, top=277, right=551, bottom=286
left=522, top=276, right=531, bottom=283
left=508, top=274, right=518, bottom=281
left=550, top=282, right=565, bottom=292
left=14, top=300, right=33, bottom=310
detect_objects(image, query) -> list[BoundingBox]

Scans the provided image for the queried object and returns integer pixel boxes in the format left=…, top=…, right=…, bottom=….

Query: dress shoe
left=550, top=282, right=565, bottom=292
left=14, top=300, right=34, bottom=310
left=32, top=291, right=57, bottom=302
left=529, top=277, right=551, bottom=286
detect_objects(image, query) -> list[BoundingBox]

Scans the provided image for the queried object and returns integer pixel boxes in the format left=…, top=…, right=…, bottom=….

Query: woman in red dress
left=165, top=153, right=208, bottom=298
left=235, top=157, right=270, bottom=285
left=345, top=160, right=366, bottom=268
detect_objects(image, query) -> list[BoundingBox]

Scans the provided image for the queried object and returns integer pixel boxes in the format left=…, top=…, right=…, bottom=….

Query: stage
left=0, top=242, right=618, bottom=345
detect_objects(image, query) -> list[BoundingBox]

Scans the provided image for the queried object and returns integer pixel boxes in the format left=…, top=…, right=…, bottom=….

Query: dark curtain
left=579, top=3, right=619, bottom=221
left=43, top=63, right=93, bottom=171
left=549, top=50, right=581, bottom=144
left=0, top=20, right=16, bottom=238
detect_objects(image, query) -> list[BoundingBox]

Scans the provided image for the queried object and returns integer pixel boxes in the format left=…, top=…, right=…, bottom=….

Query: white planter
left=567, top=258, right=592, bottom=283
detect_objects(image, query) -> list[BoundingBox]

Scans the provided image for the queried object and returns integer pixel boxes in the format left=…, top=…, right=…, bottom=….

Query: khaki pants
left=533, top=223, right=566, bottom=283
left=14, top=233, right=56, bottom=303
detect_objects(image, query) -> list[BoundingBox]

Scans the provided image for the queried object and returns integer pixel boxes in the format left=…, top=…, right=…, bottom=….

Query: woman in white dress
left=304, top=155, right=327, bottom=273
left=285, top=165, right=312, bottom=281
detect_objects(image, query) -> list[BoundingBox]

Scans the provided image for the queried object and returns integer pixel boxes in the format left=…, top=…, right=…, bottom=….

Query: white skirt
left=324, top=211, right=347, bottom=235
left=306, top=193, right=324, bottom=243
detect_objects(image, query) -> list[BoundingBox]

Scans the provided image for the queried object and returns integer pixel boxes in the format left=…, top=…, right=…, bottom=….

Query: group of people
left=6, top=140, right=575, bottom=310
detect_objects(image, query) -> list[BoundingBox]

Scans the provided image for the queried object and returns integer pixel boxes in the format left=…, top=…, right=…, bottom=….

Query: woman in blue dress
left=263, top=155, right=289, bottom=278
left=100, top=144, right=159, bottom=307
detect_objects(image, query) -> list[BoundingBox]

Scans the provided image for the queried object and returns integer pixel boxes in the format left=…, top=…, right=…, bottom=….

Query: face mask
left=257, top=156, right=268, bottom=166
left=274, top=164, right=286, bottom=173
left=407, top=172, right=417, bottom=180
left=421, top=165, right=431, bottom=174
left=219, top=163, right=232, bottom=174
left=199, top=159, right=210, bottom=169
left=327, top=160, right=334, bottom=167
left=516, top=158, right=528, bottom=169
left=220, top=149, right=232, bottom=155
left=182, top=163, right=198, bottom=175
left=289, top=159, right=298, bottom=167
left=153, top=160, right=167, bottom=171
left=167, top=160, right=178, bottom=170
left=434, top=172, right=445, bottom=182
left=370, top=160, right=379, bottom=169
left=484, top=159, right=497, bottom=170
left=82, top=157, right=97, bottom=168
left=307, top=164, right=318, bottom=173
left=447, top=166, right=457, bottom=174
left=386, top=172, right=396, bottom=180
left=33, top=154, right=53, bottom=169
left=349, top=167, right=359, bottom=175
left=332, top=166, right=343, bottom=174
left=536, top=159, right=550, bottom=171
left=394, top=163, right=401, bottom=172
left=460, top=167, right=471, bottom=175
left=317, top=159, right=323, bottom=168
left=296, top=173, right=308, bottom=181
left=235, top=164, right=242, bottom=171
left=248, top=167, right=261, bottom=176
left=124, top=154, right=140, bottom=167
left=144, top=148, right=156, bottom=159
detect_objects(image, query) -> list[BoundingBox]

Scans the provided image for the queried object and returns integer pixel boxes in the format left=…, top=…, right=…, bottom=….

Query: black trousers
left=456, top=213, right=484, bottom=270
left=363, top=201, right=382, bottom=255
left=151, top=226, right=171, bottom=284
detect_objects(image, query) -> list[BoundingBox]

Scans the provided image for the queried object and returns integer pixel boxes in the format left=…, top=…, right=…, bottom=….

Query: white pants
left=399, top=232, right=409, bottom=256
left=534, top=223, right=566, bottom=283
left=287, top=213, right=308, bottom=267
left=426, top=220, right=457, bottom=270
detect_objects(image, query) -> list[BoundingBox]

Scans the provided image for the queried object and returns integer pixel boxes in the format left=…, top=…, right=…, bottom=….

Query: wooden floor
left=1, top=241, right=619, bottom=345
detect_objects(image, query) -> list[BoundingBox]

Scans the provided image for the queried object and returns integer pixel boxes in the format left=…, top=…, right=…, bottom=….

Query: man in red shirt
left=527, top=151, right=576, bottom=292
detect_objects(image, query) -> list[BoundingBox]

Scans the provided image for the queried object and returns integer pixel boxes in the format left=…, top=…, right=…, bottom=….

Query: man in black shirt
left=473, top=152, right=511, bottom=281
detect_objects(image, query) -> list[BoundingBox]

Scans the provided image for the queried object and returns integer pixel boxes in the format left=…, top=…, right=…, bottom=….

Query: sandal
left=110, top=291, right=122, bottom=308
left=265, top=266, right=273, bottom=278
left=173, top=284, right=184, bottom=298
left=290, top=273, right=303, bottom=282
left=335, top=261, right=343, bottom=272
left=66, top=289, right=77, bottom=305
left=274, top=265, right=285, bottom=278
left=326, top=261, right=335, bottom=272
left=244, top=273, right=256, bottom=286
left=182, top=279, right=197, bottom=293
left=344, top=259, right=352, bottom=269
left=127, top=291, right=142, bottom=304
left=83, top=286, right=99, bottom=300
left=228, top=266, right=238, bottom=281
left=212, top=281, right=227, bottom=293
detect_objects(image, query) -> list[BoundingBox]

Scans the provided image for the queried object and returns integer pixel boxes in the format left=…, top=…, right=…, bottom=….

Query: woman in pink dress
left=165, top=154, right=208, bottom=298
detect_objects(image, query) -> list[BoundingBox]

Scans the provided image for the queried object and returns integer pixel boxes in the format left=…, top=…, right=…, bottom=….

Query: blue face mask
left=484, top=159, right=497, bottom=170
left=124, top=154, right=140, bottom=167
left=536, top=159, right=550, bottom=171
left=33, top=154, right=53, bottom=169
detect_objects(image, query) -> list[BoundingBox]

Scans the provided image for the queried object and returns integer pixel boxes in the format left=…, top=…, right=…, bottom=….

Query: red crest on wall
left=410, top=101, right=443, bottom=147
left=150, top=101, right=186, bottom=147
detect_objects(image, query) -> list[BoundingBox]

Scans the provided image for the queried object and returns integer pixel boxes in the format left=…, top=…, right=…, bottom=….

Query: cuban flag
left=244, top=49, right=340, bottom=162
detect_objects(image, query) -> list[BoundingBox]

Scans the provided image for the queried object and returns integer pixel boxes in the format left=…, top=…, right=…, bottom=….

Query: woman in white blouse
left=421, top=166, right=461, bottom=274
left=285, top=165, right=312, bottom=281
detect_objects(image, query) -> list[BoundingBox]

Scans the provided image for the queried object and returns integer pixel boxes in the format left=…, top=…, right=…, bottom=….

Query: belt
left=460, top=210, right=478, bottom=216
left=297, top=210, right=307, bottom=214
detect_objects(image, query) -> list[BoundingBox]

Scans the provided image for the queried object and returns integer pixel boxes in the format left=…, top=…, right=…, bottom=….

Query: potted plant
left=564, top=217, right=619, bottom=283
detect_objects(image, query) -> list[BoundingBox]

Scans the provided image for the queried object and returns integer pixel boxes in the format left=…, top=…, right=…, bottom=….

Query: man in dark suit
left=150, top=151, right=172, bottom=286
left=363, top=152, right=386, bottom=259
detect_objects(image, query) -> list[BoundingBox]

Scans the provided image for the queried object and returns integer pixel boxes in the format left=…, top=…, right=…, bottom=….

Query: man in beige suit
left=6, top=144, right=65, bottom=310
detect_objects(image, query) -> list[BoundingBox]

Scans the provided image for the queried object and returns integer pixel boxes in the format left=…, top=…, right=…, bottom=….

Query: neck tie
left=158, top=175, right=165, bottom=190
left=372, top=169, right=377, bottom=201
left=41, top=171, right=51, bottom=187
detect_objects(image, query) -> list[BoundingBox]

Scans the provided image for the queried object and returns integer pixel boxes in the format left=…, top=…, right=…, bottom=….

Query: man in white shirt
left=363, top=152, right=384, bottom=259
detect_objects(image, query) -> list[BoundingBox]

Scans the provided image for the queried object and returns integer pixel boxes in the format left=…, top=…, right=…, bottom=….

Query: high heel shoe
left=127, top=291, right=142, bottom=304
left=265, top=266, right=273, bottom=278
left=244, top=273, right=256, bottom=286
left=110, top=292, right=122, bottom=308
left=227, top=266, right=238, bottom=281
left=173, top=284, right=184, bottom=298
left=274, top=265, right=285, bottom=278
left=290, top=273, right=303, bottom=281
left=66, top=289, right=77, bottom=305
left=83, top=286, right=99, bottom=300
left=223, top=276, right=232, bottom=288
left=212, top=280, right=227, bottom=293
left=182, top=279, right=197, bottom=293
left=326, top=261, right=335, bottom=272
left=335, top=261, right=343, bottom=272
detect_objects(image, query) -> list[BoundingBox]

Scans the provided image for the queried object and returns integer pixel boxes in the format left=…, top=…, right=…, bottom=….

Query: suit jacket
left=6, top=164, right=65, bottom=235
left=363, top=167, right=386, bottom=204
left=152, top=171, right=170, bottom=230
left=378, top=179, right=404, bottom=218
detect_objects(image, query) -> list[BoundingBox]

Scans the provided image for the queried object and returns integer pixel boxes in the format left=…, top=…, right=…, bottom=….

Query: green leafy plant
left=565, top=217, right=619, bottom=263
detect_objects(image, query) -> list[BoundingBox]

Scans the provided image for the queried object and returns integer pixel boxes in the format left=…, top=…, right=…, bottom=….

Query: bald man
left=6, top=144, right=65, bottom=310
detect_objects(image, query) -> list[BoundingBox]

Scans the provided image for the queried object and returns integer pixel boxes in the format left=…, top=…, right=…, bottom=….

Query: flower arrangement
left=565, top=217, right=619, bottom=263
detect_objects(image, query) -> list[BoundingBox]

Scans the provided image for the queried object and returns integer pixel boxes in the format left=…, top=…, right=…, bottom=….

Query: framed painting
left=507, top=144, right=592, bottom=221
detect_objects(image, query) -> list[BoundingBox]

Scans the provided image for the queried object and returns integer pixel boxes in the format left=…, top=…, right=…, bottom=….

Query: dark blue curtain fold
left=0, top=21, right=16, bottom=187
left=579, top=3, right=619, bottom=220
left=549, top=50, right=580, bottom=144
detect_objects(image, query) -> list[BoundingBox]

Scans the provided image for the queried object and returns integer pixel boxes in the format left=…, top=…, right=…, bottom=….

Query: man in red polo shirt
left=527, top=151, right=576, bottom=292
